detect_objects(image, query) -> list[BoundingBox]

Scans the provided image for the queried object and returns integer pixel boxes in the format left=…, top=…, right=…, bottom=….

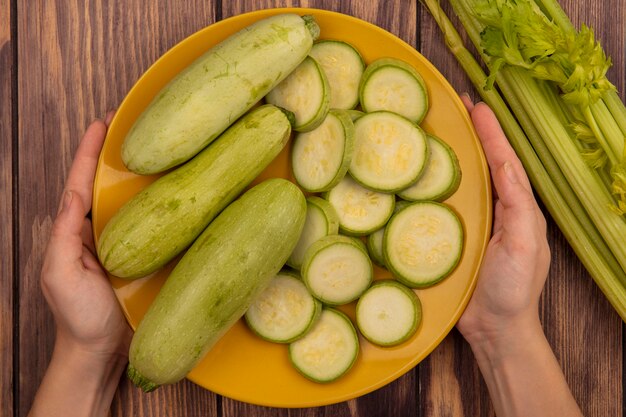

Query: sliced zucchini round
left=245, top=271, right=322, bottom=343
left=302, top=234, right=373, bottom=305
left=366, top=228, right=386, bottom=267
left=289, top=308, right=359, bottom=383
left=287, top=196, right=340, bottom=269
left=291, top=109, right=355, bottom=192
left=346, top=109, right=365, bottom=122
left=310, top=40, right=365, bottom=110
left=349, top=111, right=429, bottom=193
left=398, top=134, right=462, bottom=202
left=359, top=57, right=429, bottom=124
left=366, top=200, right=412, bottom=267
left=356, top=280, right=422, bottom=346
left=384, top=202, right=464, bottom=287
left=325, top=174, right=395, bottom=235
left=266, top=56, right=330, bottom=132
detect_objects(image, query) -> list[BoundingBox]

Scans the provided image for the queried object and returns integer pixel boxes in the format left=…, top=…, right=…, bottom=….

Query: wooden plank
left=218, top=1, right=418, bottom=416
left=16, top=0, right=625, bottom=416
left=16, top=1, right=218, bottom=416
left=418, top=1, right=624, bottom=416
left=417, top=3, right=487, bottom=415
left=0, top=0, right=13, bottom=415
left=542, top=1, right=626, bottom=402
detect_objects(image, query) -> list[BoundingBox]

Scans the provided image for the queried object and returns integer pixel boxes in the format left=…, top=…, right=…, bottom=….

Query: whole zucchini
left=122, top=13, right=320, bottom=174
left=97, top=105, right=292, bottom=279
left=127, top=178, right=307, bottom=391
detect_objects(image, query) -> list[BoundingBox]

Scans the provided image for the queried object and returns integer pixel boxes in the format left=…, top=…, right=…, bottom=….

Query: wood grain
left=15, top=1, right=219, bottom=416
left=418, top=1, right=625, bottom=416
left=1, top=0, right=13, bottom=416
left=11, top=0, right=626, bottom=416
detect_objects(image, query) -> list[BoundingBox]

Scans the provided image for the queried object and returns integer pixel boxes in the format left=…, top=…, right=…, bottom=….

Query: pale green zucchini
left=301, top=234, right=373, bottom=305
left=356, top=280, right=422, bottom=346
left=265, top=56, right=330, bottom=132
left=325, top=174, right=395, bottom=235
left=309, top=40, right=365, bottom=109
left=127, top=179, right=307, bottom=392
left=98, top=105, right=292, bottom=279
left=359, top=57, right=429, bottom=124
left=397, top=134, right=462, bottom=202
left=122, top=14, right=319, bottom=174
left=349, top=111, right=429, bottom=193
left=384, top=201, right=464, bottom=287
left=291, top=109, right=355, bottom=192
left=346, top=109, right=365, bottom=122
left=289, top=308, right=359, bottom=383
left=287, top=196, right=339, bottom=270
left=366, top=200, right=412, bottom=267
left=245, top=270, right=322, bottom=343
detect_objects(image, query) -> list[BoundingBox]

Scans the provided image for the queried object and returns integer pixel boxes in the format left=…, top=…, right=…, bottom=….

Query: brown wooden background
left=2, top=0, right=624, bottom=416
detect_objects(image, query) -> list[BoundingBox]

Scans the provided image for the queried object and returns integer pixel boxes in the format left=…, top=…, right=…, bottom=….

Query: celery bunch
left=423, top=0, right=626, bottom=320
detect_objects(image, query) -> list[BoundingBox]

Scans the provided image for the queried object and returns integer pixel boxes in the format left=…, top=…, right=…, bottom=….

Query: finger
left=493, top=161, right=543, bottom=251
left=63, top=119, right=107, bottom=214
left=460, top=93, right=474, bottom=113
left=470, top=103, right=533, bottom=193
left=47, top=191, right=88, bottom=265
left=105, top=109, right=116, bottom=126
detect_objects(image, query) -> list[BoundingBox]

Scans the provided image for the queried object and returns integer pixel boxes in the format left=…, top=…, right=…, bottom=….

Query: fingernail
left=503, top=161, right=519, bottom=184
left=461, top=92, right=470, bottom=98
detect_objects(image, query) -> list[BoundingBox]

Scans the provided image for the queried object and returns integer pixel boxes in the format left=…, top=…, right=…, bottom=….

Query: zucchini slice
left=289, top=308, right=359, bottom=383
left=398, top=134, right=462, bottom=202
left=287, top=196, right=340, bottom=269
left=326, top=174, right=395, bottom=235
left=366, top=200, right=411, bottom=267
left=266, top=56, right=330, bottom=132
left=356, top=280, right=422, bottom=346
left=346, top=109, right=365, bottom=122
left=349, top=111, right=429, bottom=193
left=310, top=40, right=365, bottom=110
left=366, top=228, right=386, bottom=267
left=359, top=57, right=429, bottom=124
left=384, top=202, right=464, bottom=287
left=291, top=109, right=355, bottom=192
left=245, top=271, right=322, bottom=343
left=302, top=235, right=373, bottom=305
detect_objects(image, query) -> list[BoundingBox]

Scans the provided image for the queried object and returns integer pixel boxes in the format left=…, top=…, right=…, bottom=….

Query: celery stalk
left=501, top=67, right=626, bottom=268
left=537, top=0, right=626, bottom=137
left=605, top=93, right=626, bottom=136
left=423, top=0, right=626, bottom=319
left=533, top=0, right=574, bottom=32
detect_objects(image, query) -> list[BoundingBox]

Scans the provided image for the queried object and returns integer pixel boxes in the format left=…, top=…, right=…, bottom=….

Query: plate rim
left=92, top=6, right=493, bottom=407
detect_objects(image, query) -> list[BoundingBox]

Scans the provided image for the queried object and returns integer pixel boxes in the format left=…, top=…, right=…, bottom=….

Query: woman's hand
left=30, top=112, right=132, bottom=417
left=41, top=111, right=131, bottom=356
left=457, top=97, right=551, bottom=343
left=456, top=97, right=582, bottom=417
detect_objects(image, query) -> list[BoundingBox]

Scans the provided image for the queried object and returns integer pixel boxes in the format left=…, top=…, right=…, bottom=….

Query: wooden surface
left=4, top=0, right=624, bottom=416
left=1, top=0, right=14, bottom=416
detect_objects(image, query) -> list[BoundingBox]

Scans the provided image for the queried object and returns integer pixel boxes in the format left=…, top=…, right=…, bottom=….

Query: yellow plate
left=92, top=8, right=492, bottom=408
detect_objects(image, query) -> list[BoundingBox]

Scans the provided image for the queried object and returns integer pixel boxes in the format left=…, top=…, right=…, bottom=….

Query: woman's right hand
left=456, top=97, right=551, bottom=344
